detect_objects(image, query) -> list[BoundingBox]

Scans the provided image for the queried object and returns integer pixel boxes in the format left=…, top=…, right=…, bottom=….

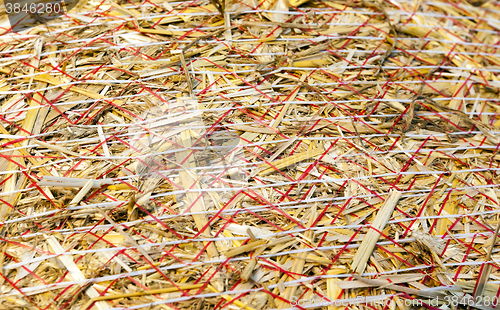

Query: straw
left=0, top=0, right=500, bottom=308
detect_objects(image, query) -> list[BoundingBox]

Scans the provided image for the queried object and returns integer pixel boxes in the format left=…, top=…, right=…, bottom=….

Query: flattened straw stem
left=474, top=216, right=500, bottom=298
left=351, top=191, right=402, bottom=274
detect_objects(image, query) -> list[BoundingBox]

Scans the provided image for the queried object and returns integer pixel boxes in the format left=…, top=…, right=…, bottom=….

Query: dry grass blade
left=351, top=191, right=402, bottom=274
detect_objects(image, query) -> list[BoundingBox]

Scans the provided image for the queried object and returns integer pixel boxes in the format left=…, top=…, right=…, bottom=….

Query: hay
left=1, top=0, right=500, bottom=309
